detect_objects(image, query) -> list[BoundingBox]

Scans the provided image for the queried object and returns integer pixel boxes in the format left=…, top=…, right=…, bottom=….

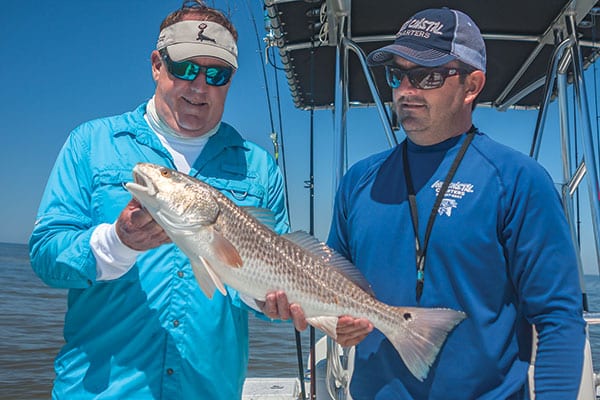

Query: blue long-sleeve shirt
left=29, top=102, right=289, bottom=399
left=327, top=131, right=585, bottom=399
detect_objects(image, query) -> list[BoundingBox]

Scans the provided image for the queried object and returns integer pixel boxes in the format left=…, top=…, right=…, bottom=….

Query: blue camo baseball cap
left=367, top=8, right=486, bottom=72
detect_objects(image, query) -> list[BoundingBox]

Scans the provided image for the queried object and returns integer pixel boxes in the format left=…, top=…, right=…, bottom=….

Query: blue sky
left=1, top=1, right=599, bottom=275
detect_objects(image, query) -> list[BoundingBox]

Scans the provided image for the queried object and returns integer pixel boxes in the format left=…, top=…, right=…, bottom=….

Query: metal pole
left=566, top=12, right=600, bottom=273
left=529, top=37, right=573, bottom=159
left=343, top=38, right=398, bottom=148
left=333, top=27, right=349, bottom=191
left=557, top=57, right=588, bottom=310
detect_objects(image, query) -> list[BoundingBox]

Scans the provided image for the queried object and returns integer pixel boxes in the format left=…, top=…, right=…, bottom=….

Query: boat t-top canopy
left=264, top=0, right=600, bottom=110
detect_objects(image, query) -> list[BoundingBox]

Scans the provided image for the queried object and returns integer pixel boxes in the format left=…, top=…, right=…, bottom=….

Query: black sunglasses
left=385, top=66, right=471, bottom=90
left=160, top=51, right=233, bottom=87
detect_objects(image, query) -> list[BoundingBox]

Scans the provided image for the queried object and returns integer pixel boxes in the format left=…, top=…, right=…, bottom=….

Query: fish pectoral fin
left=211, top=230, right=243, bottom=268
left=306, top=316, right=339, bottom=339
left=190, top=256, right=227, bottom=298
left=200, top=257, right=228, bottom=296
left=190, top=259, right=216, bottom=299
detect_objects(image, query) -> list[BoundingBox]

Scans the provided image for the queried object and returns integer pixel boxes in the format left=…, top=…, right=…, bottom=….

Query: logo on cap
left=196, top=23, right=216, bottom=43
left=398, top=18, right=444, bottom=39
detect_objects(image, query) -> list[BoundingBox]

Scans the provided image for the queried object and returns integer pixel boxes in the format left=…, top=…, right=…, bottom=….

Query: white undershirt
left=145, top=96, right=219, bottom=173
left=92, top=97, right=219, bottom=281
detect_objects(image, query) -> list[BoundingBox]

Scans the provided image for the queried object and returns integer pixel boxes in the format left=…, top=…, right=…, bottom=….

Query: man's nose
left=189, top=73, right=209, bottom=92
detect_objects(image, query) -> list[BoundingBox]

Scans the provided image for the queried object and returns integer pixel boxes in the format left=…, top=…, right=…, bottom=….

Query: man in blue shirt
left=283, top=7, right=586, bottom=400
left=29, top=1, right=289, bottom=398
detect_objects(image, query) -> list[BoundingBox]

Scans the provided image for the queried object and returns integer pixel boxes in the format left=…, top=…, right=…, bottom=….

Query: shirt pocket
left=203, top=177, right=266, bottom=207
left=91, top=169, right=134, bottom=222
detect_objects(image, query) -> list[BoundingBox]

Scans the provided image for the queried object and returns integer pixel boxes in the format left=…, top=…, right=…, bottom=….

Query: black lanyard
left=402, top=126, right=476, bottom=302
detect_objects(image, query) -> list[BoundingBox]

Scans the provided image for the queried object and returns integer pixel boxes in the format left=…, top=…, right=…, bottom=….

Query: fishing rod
left=243, top=0, right=290, bottom=210
left=244, top=2, right=308, bottom=399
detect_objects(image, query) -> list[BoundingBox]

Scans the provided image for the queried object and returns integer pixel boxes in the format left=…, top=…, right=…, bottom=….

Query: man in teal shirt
left=29, top=1, right=289, bottom=398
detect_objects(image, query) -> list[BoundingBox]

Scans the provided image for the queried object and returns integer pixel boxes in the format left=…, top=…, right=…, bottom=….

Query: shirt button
left=173, top=320, right=180, bottom=327
left=177, top=271, right=184, bottom=278
left=166, top=368, right=174, bottom=375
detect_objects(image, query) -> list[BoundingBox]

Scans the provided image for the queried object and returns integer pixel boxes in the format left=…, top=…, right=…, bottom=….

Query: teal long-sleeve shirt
left=29, top=102, right=289, bottom=399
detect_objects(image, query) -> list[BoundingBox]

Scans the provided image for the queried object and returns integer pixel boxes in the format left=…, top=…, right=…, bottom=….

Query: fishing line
left=270, top=44, right=290, bottom=211
left=243, top=1, right=276, bottom=140
left=242, top=0, right=291, bottom=214
left=266, top=45, right=288, bottom=71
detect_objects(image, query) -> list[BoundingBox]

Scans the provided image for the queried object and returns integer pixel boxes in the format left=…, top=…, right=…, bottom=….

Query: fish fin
left=190, top=258, right=216, bottom=299
left=243, top=207, right=277, bottom=231
left=380, top=307, right=466, bottom=382
left=283, top=231, right=375, bottom=296
left=306, top=316, right=339, bottom=339
left=200, top=257, right=228, bottom=296
left=211, top=229, right=244, bottom=268
left=190, top=256, right=227, bottom=298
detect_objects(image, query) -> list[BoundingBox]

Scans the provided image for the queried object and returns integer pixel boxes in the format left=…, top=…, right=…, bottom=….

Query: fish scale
left=125, top=162, right=467, bottom=381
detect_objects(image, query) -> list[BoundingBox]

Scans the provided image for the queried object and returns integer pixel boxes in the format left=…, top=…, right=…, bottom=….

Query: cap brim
left=367, top=43, right=456, bottom=67
left=167, top=44, right=238, bottom=69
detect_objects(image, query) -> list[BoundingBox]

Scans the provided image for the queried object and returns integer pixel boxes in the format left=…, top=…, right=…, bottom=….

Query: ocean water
left=1, top=242, right=599, bottom=398
left=0, top=242, right=315, bottom=399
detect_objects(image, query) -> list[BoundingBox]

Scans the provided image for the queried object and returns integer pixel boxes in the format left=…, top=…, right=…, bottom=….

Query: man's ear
left=151, top=50, right=163, bottom=82
left=464, top=70, right=486, bottom=106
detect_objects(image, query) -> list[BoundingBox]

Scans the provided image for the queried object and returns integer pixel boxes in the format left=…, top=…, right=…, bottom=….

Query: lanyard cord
left=402, top=126, right=477, bottom=302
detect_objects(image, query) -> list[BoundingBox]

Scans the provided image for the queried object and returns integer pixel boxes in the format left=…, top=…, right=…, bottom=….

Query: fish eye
left=160, top=169, right=171, bottom=177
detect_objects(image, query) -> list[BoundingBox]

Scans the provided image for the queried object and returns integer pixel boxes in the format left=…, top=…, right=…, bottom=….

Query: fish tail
left=378, top=306, right=466, bottom=381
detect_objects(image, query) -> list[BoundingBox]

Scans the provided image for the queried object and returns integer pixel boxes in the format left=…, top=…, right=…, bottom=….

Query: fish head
left=125, top=163, right=220, bottom=230
left=125, top=162, right=242, bottom=299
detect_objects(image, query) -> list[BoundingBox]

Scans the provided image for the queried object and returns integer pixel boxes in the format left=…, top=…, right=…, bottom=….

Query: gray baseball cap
left=157, top=20, right=238, bottom=68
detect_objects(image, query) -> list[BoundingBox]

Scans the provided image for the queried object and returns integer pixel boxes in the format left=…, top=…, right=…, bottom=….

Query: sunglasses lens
left=205, top=67, right=233, bottom=86
left=410, top=70, right=444, bottom=90
left=385, top=66, right=462, bottom=90
left=163, top=53, right=233, bottom=86
left=170, top=60, right=199, bottom=81
left=385, top=67, right=402, bottom=89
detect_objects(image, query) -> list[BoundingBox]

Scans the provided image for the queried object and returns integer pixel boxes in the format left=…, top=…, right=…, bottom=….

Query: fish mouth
left=124, top=167, right=158, bottom=199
